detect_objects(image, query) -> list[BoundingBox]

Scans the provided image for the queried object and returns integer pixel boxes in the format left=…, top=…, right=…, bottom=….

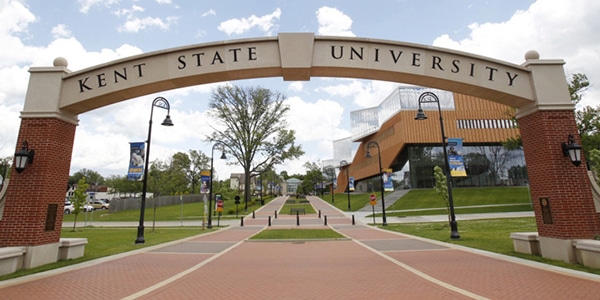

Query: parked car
left=64, top=201, right=75, bottom=214
left=82, top=203, right=94, bottom=212
left=90, top=200, right=110, bottom=210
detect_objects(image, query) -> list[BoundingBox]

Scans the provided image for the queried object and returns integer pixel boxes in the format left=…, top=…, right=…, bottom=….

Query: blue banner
left=127, top=142, right=145, bottom=181
left=200, top=170, right=210, bottom=194
left=349, top=177, right=355, bottom=192
left=383, top=169, right=394, bottom=191
left=447, top=138, right=468, bottom=177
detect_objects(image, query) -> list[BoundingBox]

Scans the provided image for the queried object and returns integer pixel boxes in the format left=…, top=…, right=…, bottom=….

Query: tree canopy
left=206, top=85, right=304, bottom=206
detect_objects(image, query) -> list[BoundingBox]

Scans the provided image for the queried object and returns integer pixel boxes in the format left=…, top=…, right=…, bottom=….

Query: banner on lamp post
left=383, top=168, right=394, bottom=192
left=448, top=138, right=467, bottom=177
left=127, top=142, right=145, bottom=181
left=200, top=170, right=211, bottom=193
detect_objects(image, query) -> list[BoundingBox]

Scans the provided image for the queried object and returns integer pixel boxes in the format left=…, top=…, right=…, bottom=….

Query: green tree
left=188, top=149, right=210, bottom=193
left=206, top=85, right=304, bottom=209
left=298, top=161, right=324, bottom=195
left=69, top=169, right=104, bottom=186
left=433, top=166, right=451, bottom=223
left=71, top=177, right=89, bottom=231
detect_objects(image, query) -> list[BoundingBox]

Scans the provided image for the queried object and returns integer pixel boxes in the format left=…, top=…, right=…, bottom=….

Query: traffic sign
left=369, top=193, right=377, bottom=206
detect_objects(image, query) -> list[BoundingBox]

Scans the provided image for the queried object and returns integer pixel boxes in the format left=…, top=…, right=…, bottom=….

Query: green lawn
left=383, top=217, right=600, bottom=276
left=250, top=229, right=344, bottom=240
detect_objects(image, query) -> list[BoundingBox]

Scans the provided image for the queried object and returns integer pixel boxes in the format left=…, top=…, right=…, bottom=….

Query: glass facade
left=407, top=145, right=527, bottom=188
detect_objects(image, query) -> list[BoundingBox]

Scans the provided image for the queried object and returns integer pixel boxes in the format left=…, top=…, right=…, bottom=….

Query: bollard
left=252, top=211, right=255, bottom=219
left=352, top=215, right=355, bottom=225
left=324, top=215, right=328, bottom=226
left=241, top=217, right=244, bottom=227
left=296, top=210, right=300, bottom=226
left=268, top=215, right=272, bottom=226
left=274, top=210, right=278, bottom=219
left=318, top=210, right=321, bottom=218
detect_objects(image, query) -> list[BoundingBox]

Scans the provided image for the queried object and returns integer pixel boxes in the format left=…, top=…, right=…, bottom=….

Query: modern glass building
left=333, top=86, right=527, bottom=193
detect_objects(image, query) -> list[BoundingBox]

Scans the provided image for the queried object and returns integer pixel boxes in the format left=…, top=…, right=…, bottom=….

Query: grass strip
left=250, top=229, right=344, bottom=240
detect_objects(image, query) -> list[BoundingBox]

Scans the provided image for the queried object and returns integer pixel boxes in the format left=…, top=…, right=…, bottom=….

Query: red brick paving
left=1, top=195, right=600, bottom=299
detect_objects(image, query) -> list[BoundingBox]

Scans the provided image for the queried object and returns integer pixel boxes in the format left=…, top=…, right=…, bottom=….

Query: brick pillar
left=519, top=110, right=600, bottom=239
left=0, top=117, right=76, bottom=247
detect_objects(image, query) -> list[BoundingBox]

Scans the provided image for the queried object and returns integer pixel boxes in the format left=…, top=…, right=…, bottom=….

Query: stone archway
left=1, top=33, right=598, bottom=267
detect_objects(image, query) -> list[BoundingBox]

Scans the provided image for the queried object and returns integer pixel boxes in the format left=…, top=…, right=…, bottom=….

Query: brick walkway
left=1, top=196, right=600, bottom=299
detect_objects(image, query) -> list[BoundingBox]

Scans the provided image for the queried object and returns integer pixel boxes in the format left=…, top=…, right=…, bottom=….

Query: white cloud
left=218, top=8, right=281, bottom=36
left=287, top=82, right=304, bottom=93
left=202, top=9, right=216, bottom=17
left=118, top=16, right=178, bottom=33
left=315, top=79, right=397, bottom=108
left=77, top=0, right=120, bottom=14
left=284, top=96, right=347, bottom=143
left=51, top=24, right=71, bottom=39
left=432, top=0, right=600, bottom=108
left=316, top=6, right=354, bottom=37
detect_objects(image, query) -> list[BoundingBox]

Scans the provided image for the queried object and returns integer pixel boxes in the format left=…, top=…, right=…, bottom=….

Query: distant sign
left=369, top=193, right=377, bottom=206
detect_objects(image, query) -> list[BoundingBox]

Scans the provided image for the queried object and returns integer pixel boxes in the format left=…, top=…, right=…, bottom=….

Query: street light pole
left=339, top=160, right=351, bottom=212
left=136, top=97, right=173, bottom=244
left=415, top=91, right=460, bottom=239
left=365, top=142, right=387, bottom=226
left=329, top=167, right=335, bottom=204
left=208, top=142, right=226, bottom=229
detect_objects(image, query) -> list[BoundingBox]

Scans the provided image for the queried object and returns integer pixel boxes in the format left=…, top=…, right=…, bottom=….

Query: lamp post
left=415, top=91, right=460, bottom=239
left=328, top=167, right=335, bottom=204
left=136, top=97, right=173, bottom=244
left=208, top=142, right=227, bottom=229
left=339, top=160, right=351, bottom=211
left=365, top=143, right=387, bottom=226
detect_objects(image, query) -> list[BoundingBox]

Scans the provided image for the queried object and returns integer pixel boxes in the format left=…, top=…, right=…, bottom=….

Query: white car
left=82, top=204, right=94, bottom=212
left=64, top=201, right=75, bottom=214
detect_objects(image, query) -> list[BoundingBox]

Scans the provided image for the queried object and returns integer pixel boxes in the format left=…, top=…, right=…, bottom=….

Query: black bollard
left=324, top=215, right=328, bottom=226
left=252, top=211, right=255, bottom=219
left=352, top=214, right=355, bottom=225
left=274, top=210, right=278, bottom=219
left=268, top=215, right=272, bottom=226
left=241, top=217, right=244, bottom=227
left=296, top=210, right=300, bottom=226
left=318, top=210, right=321, bottom=218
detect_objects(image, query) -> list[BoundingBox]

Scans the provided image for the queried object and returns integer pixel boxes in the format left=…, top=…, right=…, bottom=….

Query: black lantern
left=562, top=134, right=582, bottom=167
left=14, top=141, right=34, bottom=173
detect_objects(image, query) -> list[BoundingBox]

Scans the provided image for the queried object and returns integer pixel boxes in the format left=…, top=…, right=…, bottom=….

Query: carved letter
left=114, top=68, right=127, bottom=83
left=78, top=77, right=92, bottom=93
left=431, top=56, right=444, bottom=70
left=486, top=66, right=498, bottom=81
left=97, top=73, right=107, bottom=87
left=331, top=46, right=343, bottom=59
left=177, top=55, right=186, bottom=69
left=211, top=51, right=224, bottom=64
left=350, top=47, right=363, bottom=60
left=507, top=72, right=519, bottom=86
left=374, top=48, right=380, bottom=62
left=451, top=60, right=460, bottom=73
left=192, top=53, right=205, bottom=66
left=412, top=52, right=421, bottom=67
left=229, top=48, right=241, bottom=62
left=390, top=50, right=403, bottom=63
left=248, top=47, right=257, bottom=60
left=133, top=63, right=145, bottom=77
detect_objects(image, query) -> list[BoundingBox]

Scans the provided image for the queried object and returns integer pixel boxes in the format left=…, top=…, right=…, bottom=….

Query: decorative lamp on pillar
left=14, top=140, right=35, bottom=173
left=562, top=134, right=582, bottom=167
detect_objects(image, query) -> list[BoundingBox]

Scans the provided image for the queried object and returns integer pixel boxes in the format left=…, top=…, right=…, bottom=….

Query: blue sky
left=1, top=0, right=599, bottom=179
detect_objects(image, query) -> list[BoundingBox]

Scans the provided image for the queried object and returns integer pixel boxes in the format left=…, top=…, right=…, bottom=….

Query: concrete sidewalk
left=2, top=196, right=599, bottom=299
